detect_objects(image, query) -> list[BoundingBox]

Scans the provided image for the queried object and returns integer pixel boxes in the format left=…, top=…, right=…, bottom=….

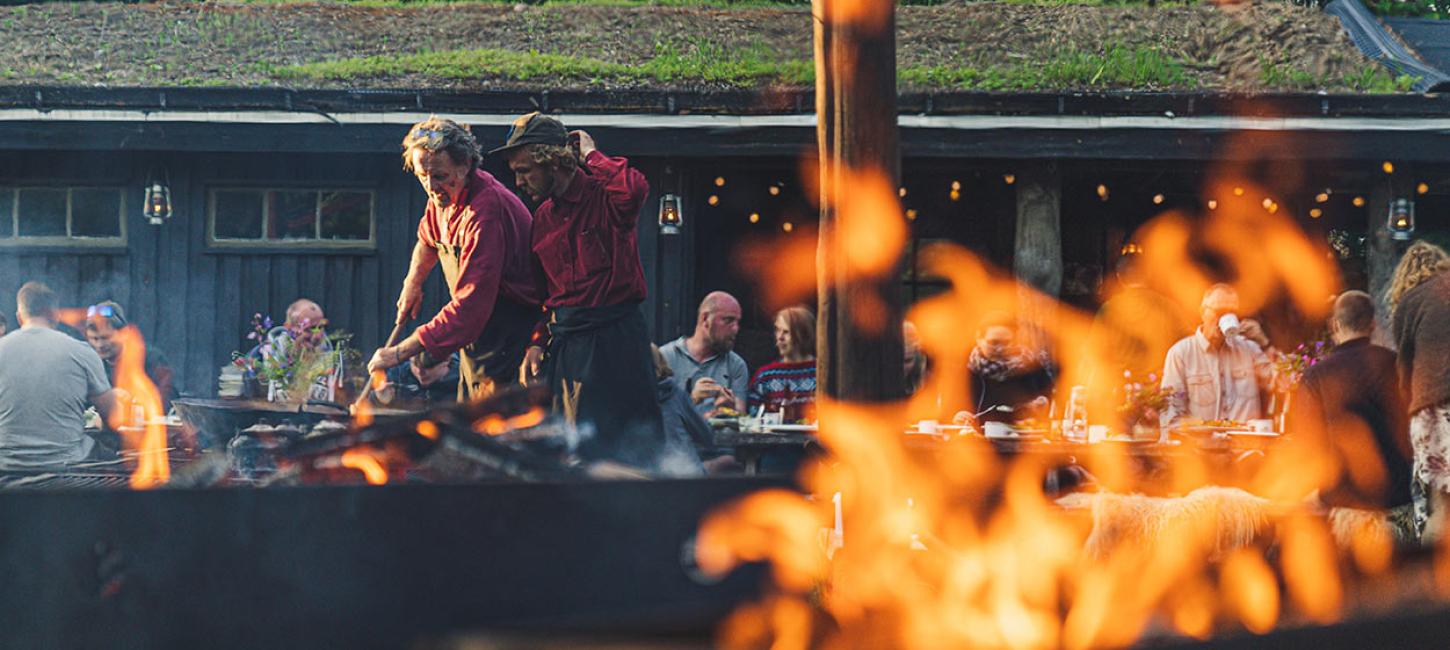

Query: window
left=208, top=188, right=374, bottom=248
left=0, top=187, right=125, bottom=246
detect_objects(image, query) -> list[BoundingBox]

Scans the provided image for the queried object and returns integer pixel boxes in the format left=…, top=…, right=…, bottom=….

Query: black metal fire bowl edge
left=0, top=476, right=792, bottom=650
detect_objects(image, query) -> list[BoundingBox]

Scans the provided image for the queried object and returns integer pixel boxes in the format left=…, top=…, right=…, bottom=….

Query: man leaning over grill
left=0, top=282, right=121, bottom=471
left=368, top=117, right=543, bottom=401
left=496, top=112, right=666, bottom=468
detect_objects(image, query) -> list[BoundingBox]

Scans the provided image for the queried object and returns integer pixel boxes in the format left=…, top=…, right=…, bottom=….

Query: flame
left=701, top=161, right=1386, bottom=645
left=106, top=326, right=169, bottom=488
left=415, top=419, right=439, bottom=440
left=340, top=448, right=388, bottom=485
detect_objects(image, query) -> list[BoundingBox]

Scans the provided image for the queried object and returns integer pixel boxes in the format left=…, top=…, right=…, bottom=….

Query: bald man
left=1159, top=284, right=1275, bottom=429
left=660, top=292, right=749, bottom=416
left=285, top=299, right=329, bottom=351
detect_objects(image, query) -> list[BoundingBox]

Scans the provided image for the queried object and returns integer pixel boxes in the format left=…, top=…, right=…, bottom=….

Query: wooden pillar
left=814, top=0, right=905, bottom=402
left=1012, top=163, right=1062, bottom=350
left=1013, top=162, right=1063, bottom=298
left=1367, top=170, right=1410, bottom=347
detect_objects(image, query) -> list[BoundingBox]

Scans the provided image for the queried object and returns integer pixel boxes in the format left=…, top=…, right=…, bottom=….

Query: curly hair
left=401, top=116, right=481, bottom=172
left=1388, top=240, right=1450, bottom=313
left=522, top=143, right=579, bottom=173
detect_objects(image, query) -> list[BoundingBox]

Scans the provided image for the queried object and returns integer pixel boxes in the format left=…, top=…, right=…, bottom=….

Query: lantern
left=658, top=193, right=682, bottom=235
left=1388, top=198, right=1415, bottom=241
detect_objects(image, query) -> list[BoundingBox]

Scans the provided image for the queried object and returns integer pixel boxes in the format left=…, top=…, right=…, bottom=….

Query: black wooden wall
left=0, top=150, right=689, bottom=398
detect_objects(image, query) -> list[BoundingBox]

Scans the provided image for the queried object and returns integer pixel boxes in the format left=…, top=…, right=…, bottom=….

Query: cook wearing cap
left=498, top=112, right=671, bottom=469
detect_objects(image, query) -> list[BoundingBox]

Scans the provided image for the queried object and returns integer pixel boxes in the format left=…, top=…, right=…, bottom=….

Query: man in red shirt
left=366, top=117, right=542, bottom=401
left=493, top=112, right=665, bottom=466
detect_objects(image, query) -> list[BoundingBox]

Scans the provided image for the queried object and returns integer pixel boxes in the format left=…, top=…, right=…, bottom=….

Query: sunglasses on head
left=410, top=127, right=444, bottom=144
left=86, top=304, right=126, bottom=328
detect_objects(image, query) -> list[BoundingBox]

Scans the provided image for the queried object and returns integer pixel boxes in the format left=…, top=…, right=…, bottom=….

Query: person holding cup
left=1159, top=284, right=1276, bottom=430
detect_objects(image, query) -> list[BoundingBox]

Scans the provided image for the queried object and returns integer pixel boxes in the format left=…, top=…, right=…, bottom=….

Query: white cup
left=1088, top=425, right=1109, bottom=443
left=1248, top=419, right=1273, bottom=433
left=1218, top=313, right=1241, bottom=338
left=983, top=421, right=1012, bottom=438
left=917, top=419, right=939, bottom=435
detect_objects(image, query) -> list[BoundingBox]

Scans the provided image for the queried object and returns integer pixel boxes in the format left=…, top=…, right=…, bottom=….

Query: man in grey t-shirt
left=660, top=292, right=749, bottom=417
left=0, top=282, right=119, bottom=471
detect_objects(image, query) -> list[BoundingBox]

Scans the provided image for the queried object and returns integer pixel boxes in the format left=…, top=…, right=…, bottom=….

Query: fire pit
left=172, top=398, right=413, bottom=448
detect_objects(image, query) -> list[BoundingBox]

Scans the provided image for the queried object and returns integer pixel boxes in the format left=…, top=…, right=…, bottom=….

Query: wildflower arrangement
left=1116, top=370, right=1176, bottom=429
left=230, top=313, right=357, bottom=401
left=1273, top=339, right=1328, bottom=388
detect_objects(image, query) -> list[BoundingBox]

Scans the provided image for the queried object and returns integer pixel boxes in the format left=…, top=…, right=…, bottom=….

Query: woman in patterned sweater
left=748, top=305, right=817, bottom=422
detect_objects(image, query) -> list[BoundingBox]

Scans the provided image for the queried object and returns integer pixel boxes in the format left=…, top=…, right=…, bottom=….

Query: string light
left=1261, top=198, right=1273, bottom=210
left=768, top=185, right=781, bottom=196
left=950, top=180, right=961, bottom=191
left=748, top=212, right=760, bottom=224
left=1418, top=182, right=1430, bottom=195
left=1233, top=187, right=1244, bottom=196
left=949, top=190, right=961, bottom=201
left=1266, top=202, right=1279, bottom=214
left=1003, top=174, right=1016, bottom=185
left=1207, top=199, right=1218, bottom=210
left=714, top=176, right=726, bottom=187
left=1309, top=208, right=1322, bottom=219
left=1315, top=192, right=1329, bottom=203
left=1382, top=161, right=1395, bottom=174
left=782, top=221, right=794, bottom=233
left=707, top=195, right=720, bottom=206
left=899, top=187, right=907, bottom=198
left=1353, top=196, right=1365, bottom=207
left=905, top=209, right=918, bottom=221
left=1097, top=184, right=1109, bottom=201
left=1152, top=194, right=1164, bottom=205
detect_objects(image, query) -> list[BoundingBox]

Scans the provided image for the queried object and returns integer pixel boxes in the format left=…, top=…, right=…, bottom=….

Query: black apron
left=543, top=301, right=665, bottom=467
left=435, top=236, right=539, bottom=401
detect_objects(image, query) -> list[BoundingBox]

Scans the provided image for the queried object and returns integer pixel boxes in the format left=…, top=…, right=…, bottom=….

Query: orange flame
left=340, top=448, right=388, bottom=485
left=106, top=325, right=169, bottom=488
left=353, top=398, right=375, bottom=428
left=415, top=420, right=439, bottom=440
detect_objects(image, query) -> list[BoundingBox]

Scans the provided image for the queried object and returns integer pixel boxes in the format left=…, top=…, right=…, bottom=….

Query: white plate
left=763, top=424, right=817, bottom=433
left=1226, top=430, right=1279, bottom=437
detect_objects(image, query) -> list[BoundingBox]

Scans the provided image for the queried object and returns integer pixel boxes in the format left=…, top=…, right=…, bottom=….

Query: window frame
left=206, top=186, right=377, bottom=252
left=0, top=185, right=128, bottom=249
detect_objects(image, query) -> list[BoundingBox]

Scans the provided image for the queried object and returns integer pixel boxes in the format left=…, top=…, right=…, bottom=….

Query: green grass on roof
left=277, top=43, right=814, bottom=86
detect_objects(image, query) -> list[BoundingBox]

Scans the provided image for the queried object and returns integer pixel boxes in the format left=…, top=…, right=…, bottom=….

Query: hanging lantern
left=658, top=193, right=683, bottom=235
left=143, top=169, right=173, bottom=226
left=1388, top=198, right=1415, bottom=241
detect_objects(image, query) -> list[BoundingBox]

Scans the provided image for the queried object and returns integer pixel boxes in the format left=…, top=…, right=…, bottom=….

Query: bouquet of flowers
left=231, top=313, right=357, bottom=402
left=1273, top=339, right=1328, bottom=389
left=1116, top=370, right=1176, bottom=430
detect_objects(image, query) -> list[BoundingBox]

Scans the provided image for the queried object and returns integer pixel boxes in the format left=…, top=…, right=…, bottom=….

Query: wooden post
left=1013, top=162, right=1063, bottom=298
left=1367, top=170, right=1410, bottom=347
left=1013, top=162, right=1062, bottom=351
left=814, top=0, right=905, bottom=402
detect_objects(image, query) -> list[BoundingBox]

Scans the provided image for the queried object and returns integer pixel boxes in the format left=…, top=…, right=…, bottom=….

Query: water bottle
left=1063, top=386, right=1088, bottom=442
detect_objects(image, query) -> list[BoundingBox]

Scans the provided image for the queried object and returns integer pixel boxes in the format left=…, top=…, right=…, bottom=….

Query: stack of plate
left=218, top=365, right=246, bottom=398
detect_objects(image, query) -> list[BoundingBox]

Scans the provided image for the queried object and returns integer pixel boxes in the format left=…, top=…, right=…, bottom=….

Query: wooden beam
left=814, top=0, right=905, bottom=402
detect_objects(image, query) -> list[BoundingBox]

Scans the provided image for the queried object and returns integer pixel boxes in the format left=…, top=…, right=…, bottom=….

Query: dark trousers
left=455, top=297, right=541, bottom=402
left=544, top=302, right=665, bottom=467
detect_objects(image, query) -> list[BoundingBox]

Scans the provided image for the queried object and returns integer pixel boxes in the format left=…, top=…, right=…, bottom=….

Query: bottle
left=1063, top=385, right=1088, bottom=442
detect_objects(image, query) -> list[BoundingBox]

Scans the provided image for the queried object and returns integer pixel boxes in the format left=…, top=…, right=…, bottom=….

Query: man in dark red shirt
left=366, top=117, right=542, bottom=401
left=493, top=112, right=665, bottom=467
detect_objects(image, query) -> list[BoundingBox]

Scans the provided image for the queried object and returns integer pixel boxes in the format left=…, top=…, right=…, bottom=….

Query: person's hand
left=691, top=377, right=722, bottom=404
left=570, top=130, right=597, bottom=159
left=1239, top=318, right=1270, bottom=349
left=952, top=410, right=972, bottom=426
left=367, top=347, right=401, bottom=376
left=714, top=386, right=738, bottom=410
left=520, top=346, right=545, bottom=384
left=396, top=282, right=423, bottom=323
